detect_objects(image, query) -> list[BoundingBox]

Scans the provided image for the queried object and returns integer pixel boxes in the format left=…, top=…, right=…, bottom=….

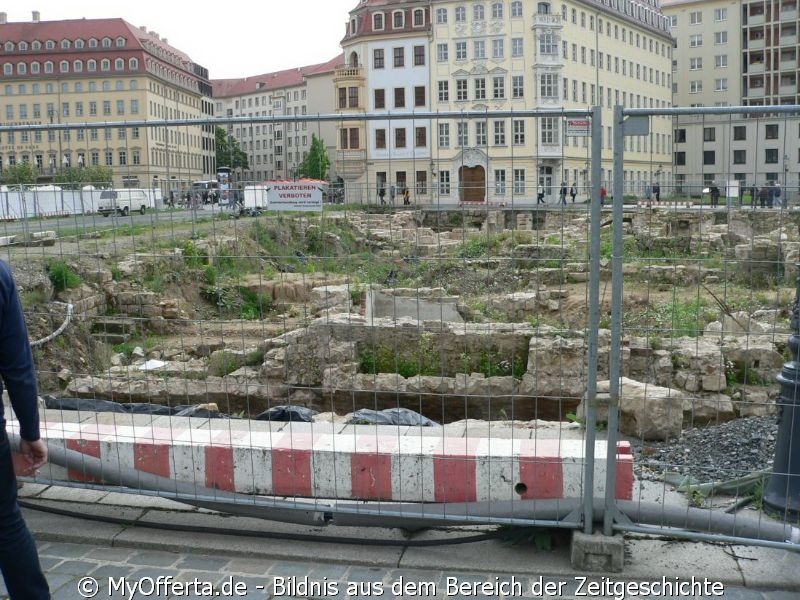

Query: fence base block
left=570, top=530, right=624, bottom=572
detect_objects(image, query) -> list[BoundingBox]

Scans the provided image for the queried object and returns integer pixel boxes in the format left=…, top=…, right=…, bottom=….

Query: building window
left=375, top=128, right=386, bottom=149
left=456, top=121, right=469, bottom=147
left=511, top=75, right=525, bottom=98
left=414, top=86, right=425, bottom=107
left=492, top=2, right=503, bottom=19
left=733, top=126, right=746, bottom=140
left=373, top=13, right=384, bottom=30
left=115, top=58, right=124, bottom=70
left=511, top=2, right=523, bottom=18
left=105, top=150, right=113, bottom=166
left=513, top=119, right=525, bottom=144
left=416, top=171, right=427, bottom=195
left=541, top=117, right=557, bottom=143
left=689, top=34, right=702, bottom=47
left=765, top=124, right=779, bottom=139
left=474, top=40, right=486, bottom=60
left=703, top=127, right=716, bottom=142
left=494, top=169, right=506, bottom=195
left=492, top=39, right=504, bottom=59
left=674, top=151, right=686, bottom=165
left=690, top=57, right=702, bottom=70
left=703, top=150, right=715, bottom=165
left=395, top=128, right=407, bottom=148
left=456, top=79, right=468, bottom=100
left=476, top=122, right=487, bottom=145
left=456, top=41, right=467, bottom=60
left=690, top=80, right=703, bottom=93
left=117, top=99, right=125, bottom=115
left=715, top=31, right=727, bottom=44
left=438, top=81, right=449, bottom=102
left=455, top=6, right=466, bottom=22
left=493, top=76, right=505, bottom=98
left=413, top=9, right=424, bottom=26
left=540, top=32, right=556, bottom=55
left=393, top=47, right=404, bottom=67
left=689, top=11, right=702, bottom=24
left=348, top=87, right=358, bottom=108
left=414, top=45, right=425, bottom=66
left=439, top=171, right=451, bottom=195
left=474, top=4, right=485, bottom=20
left=765, top=148, right=779, bottom=163
left=131, top=99, right=138, bottom=114
left=437, top=43, right=448, bottom=62
left=436, top=8, right=448, bottom=23
left=715, top=55, right=728, bottom=68
left=512, top=38, right=523, bottom=57
left=394, top=87, right=405, bottom=108
left=415, top=126, right=426, bottom=147
left=374, top=89, right=385, bottom=109
left=493, top=120, right=506, bottom=145
left=373, top=49, right=384, bottom=69
left=101, top=59, right=110, bottom=71
left=439, top=122, right=450, bottom=147
left=733, top=150, right=746, bottom=164
left=393, top=10, right=404, bottom=28
left=103, top=101, right=111, bottom=115
left=539, top=73, right=557, bottom=99
left=475, top=77, right=486, bottom=100
left=715, top=78, right=728, bottom=91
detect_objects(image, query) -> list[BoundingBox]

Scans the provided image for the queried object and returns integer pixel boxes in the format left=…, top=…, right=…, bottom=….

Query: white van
left=97, top=189, right=150, bottom=216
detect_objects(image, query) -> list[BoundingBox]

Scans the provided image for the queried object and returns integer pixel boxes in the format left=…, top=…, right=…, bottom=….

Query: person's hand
left=18, top=439, right=48, bottom=474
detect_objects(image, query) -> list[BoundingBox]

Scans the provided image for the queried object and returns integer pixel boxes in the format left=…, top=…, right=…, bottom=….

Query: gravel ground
left=633, top=416, right=779, bottom=484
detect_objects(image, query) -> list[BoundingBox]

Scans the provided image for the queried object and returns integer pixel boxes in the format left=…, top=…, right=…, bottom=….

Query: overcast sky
left=8, top=1, right=356, bottom=79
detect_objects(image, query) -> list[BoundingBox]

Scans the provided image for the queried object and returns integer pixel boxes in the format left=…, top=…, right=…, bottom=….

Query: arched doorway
left=459, top=165, right=486, bottom=202
left=349, top=51, right=359, bottom=68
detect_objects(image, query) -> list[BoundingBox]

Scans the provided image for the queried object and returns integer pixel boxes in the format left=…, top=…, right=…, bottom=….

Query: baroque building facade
left=0, top=12, right=214, bottom=192
left=337, top=0, right=674, bottom=204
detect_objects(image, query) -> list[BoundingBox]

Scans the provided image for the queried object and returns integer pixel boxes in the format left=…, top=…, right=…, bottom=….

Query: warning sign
left=265, top=180, right=324, bottom=212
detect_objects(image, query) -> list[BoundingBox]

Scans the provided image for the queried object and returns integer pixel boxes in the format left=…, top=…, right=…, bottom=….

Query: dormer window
left=350, top=18, right=357, bottom=34
left=18, top=41, right=27, bottom=51
left=31, top=41, right=41, bottom=50
left=75, top=39, right=84, bottom=49
left=60, top=39, right=70, bottom=49
left=393, top=10, right=404, bottom=28
left=373, top=12, right=384, bottom=30
left=116, top=37, right=126, bottom=47
left=413, top=8, right=425, bottom=26
left=4, top=42, right=14, bottom=51
left=45, top=40, right=54, bottom=50
left=102, top=37, right=112, bottom=48
left=89, top=38, right=98, bottom=48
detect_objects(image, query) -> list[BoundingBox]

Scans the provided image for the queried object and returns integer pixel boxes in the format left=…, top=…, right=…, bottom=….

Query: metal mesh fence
left=2, top=109, right=799, bottom=549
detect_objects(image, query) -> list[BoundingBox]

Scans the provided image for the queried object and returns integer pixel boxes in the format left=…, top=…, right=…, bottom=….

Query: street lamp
left=783, top=153, right=789, bottom=206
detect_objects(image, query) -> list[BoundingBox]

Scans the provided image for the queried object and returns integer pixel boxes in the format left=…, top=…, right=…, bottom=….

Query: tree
left=1, top=162, right=38, bottom=186
left=215, top=126, right=249, bottom=170
left=53, top=165, right=113, bottom=189
left=297, top=134, right=330, bottom=181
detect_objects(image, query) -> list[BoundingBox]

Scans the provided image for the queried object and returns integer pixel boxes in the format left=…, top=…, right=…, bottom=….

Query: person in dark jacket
left=0, top=260, right=50, bottom=599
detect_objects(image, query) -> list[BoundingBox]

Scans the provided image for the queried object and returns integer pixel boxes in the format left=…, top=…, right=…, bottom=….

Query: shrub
left=47, top=261, right=81, bottom=292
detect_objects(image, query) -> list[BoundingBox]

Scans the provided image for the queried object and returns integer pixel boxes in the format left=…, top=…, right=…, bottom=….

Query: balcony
left=533, top=14, right=562, bottom=27
left=780, top=6, right=798, bottom=20
left=534, top=51, right=564, bottom=68
left=334, top=149, right=367, bottom=180
left=748, top=37, right=766, bottom=50
left=780, top=58, right=798, bottom=70
left=780, top=83, right=797, bottom=94
left=538, top=142, right=563, bottom=158
left=748, top=61, right=766, bottom=73
left=334, top=66, right=364, bottom=84
left=747, top=87, right=766, bottom=98
left=747, top=13, right=765, bottom=26
left=780, top=33, right=798, bottom=46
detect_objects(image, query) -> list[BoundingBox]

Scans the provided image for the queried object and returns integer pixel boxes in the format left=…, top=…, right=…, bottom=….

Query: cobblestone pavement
left=0, top=541, right=794, bottom=600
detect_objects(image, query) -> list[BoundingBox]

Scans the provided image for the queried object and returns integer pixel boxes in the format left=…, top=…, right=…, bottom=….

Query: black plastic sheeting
left=42, top=396, right=226, bottom=419
left=345, top=408, right=440, bottom=427
left=253, top=405, right=317, bottom=422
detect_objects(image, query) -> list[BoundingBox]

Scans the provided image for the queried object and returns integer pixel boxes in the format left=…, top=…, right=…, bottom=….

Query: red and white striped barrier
left=637, top=201, right=695, bottom=208
left=15, top=419, right=634, bottom=502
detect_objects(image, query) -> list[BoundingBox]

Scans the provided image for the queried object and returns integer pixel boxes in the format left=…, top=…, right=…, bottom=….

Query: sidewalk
left=11, top=484, right=800, bottom=599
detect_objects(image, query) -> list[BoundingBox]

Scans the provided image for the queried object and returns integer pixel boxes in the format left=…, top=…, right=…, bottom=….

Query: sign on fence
left=265, top=180, right=324, bottom=212
left=566, top=119, right=590, bottom=137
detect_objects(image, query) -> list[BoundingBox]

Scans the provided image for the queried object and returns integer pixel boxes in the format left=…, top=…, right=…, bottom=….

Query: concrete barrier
left=14, top=414, right=634, bottom=502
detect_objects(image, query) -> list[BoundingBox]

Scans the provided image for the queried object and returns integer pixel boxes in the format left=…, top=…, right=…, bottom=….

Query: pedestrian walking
left=569, top=183, right=577, bottom=203
left=378, top=186, right=386, bottom=205
left=709, top=183, right=720, bottom=207
left=536, top=185, right=545, bottom=204
left=403, top=188, right=410, bottom=205
left=600, top=185, right=607, bottom=206
left=390, top=185, right=396, bottom=204
left=652, top=182, right=661, bottom=202
left=0, top=260, right=50, bottom=599
left=758, top=185, right=769, bottom=208
left=559, top=182, right=567, bottom=205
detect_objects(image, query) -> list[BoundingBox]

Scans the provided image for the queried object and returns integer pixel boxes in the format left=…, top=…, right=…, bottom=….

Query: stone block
left=570, top=530, right=624, bottom=572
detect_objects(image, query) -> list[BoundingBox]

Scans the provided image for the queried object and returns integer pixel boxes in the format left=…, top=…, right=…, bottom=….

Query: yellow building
left=0, top=12, right=214, bottom=190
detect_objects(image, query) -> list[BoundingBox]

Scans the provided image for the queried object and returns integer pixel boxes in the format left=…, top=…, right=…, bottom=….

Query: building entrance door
left=459, top=165, right=486, bottom=202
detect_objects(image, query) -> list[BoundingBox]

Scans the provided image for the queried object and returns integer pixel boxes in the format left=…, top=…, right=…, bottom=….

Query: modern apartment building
left=211, top=56, right=342, bottom=184
left=0, top=12, right=214, bottom=191
left=663, top=0, right=800, bottom=194
left=337, top=0, right=673, bottom=204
